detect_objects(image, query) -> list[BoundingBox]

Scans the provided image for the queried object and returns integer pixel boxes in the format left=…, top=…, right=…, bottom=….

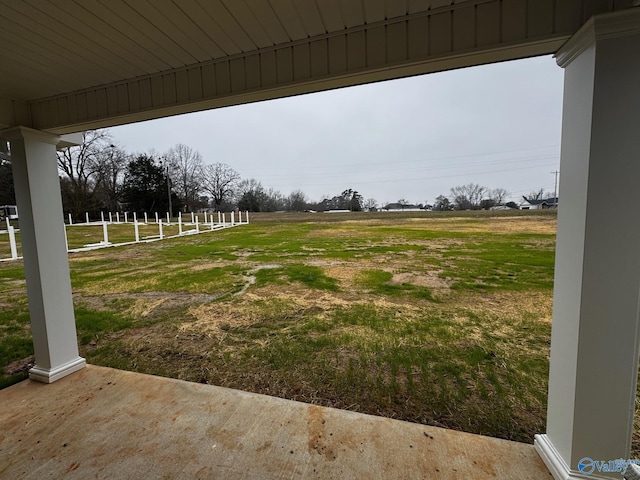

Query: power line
left=265, top=162, right=560, bottom=188
left=309, top=144, right=561, bottom=170
left=239, top=144, right=560, bottom=177
left=251, top=154, right=560, bottom=183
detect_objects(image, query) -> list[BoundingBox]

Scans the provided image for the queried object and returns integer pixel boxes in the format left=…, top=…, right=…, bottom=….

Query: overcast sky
left=111, top=54, right=564, bottom=206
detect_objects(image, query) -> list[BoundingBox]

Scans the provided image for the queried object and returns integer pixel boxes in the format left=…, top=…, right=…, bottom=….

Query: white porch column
left=535, top=9, right=640, bottom=480
left=3, top=127, right=85, bottom=383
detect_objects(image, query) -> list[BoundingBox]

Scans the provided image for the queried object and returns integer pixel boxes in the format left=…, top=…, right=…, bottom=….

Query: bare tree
left=490, top=187, right=510, bottom=205
left=93, top=144, right=128, bottom=212
left=57, top=129, right=113, bottom=219
left=434, top=195, right=452, bottom=211
left=363, top=198, right=378, bottom=211
left=263, top=188, right=287, bottom=212
left=235, top=178, right=265, bottom=212
left=165, top=144, right=203, bottom=212
left=202, top=162, right=241, bottom=211
left=526, top=188, right=546, bottom=201
left=287, top=190, right=307, bottom=211
left=450, top=183, right=486, bottom=210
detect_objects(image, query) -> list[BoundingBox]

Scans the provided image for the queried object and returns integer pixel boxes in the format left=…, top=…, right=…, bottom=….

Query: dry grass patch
left=182, top=300, right=280, bottom=336
left=391, top=271, right=450, bottom=290
left=483, top=217, right=557, bottom=235
left=452, top=290, right=553, bottom=324
left=127, top=297, right=168, bottom=318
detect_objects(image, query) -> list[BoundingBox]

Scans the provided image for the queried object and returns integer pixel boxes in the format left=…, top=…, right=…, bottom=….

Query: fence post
left=85, top=212, right=89, bottom=224
left=246, top=211, right=249, bottom=224
left=124, top=212, right=128, bottom=223
left=159, top=219, right=164, bottom=240
left=116, top=212, right=120, bottom=223
left=238, top=211, right=242, bottom=223
left=109, top=212, right=113, bottom=223
left=144, top=212, right=148, bottom=224
left=178, top=213, right=183, bottom=235
left=102, top=221, right=109, bottom=245
left=217, top=211, right=221, bottom=224
left=100, top=211, right=104, bottom=222
left=191, top=212, right=195, bottom=223
left=195, top=216, right=199, bottom=233
left=155, top=212, right=159, bottom=224
left=166, top=212, right=170, bottom=225
left=68, top=213, right=73, bottom=225
left=231, top=211, right=235, bottom=226
left=134, top=218, right=140, bottom=243
left=8, top=225, right=18, bottom=259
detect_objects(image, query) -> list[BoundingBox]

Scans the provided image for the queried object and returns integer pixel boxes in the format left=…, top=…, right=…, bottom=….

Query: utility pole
left=551, top=170, right=559, bottom=208
left=160, top=158, right=172, bottom=220
left=166, top=164, right=172, bottom=220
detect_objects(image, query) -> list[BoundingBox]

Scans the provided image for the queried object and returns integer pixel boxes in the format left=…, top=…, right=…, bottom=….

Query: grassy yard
left=0, top=211, right=557, bottom=444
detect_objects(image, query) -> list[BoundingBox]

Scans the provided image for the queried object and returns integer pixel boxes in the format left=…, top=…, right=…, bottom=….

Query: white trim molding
left=535, top=435, right=614, bottom=480
left=29, top=357, right=86, bottom=384
left=556, top=7, right=640, bottom=67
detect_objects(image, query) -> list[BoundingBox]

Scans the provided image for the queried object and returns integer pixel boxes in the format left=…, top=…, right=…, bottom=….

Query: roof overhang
left=0, top=0, right=636, bottom=135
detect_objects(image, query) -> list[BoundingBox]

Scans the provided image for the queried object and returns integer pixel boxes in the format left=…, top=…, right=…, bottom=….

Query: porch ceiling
left=0, top=0, right=635, bottom=134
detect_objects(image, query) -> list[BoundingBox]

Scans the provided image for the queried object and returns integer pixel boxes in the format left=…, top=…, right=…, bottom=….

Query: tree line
left=0, top=132, right=544, bottom=218
left=0, top=130, right=367, bottom=219
left=432, top=184, right=517, bottom=211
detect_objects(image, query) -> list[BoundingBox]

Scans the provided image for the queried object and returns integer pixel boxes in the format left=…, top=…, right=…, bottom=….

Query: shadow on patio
left=0, top=365, right=551, bottom=479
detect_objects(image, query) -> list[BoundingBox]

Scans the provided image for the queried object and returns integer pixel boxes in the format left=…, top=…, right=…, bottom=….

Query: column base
left=29, top=356, right=86, bottom=383
left=535, top=434, right=615, bottom=480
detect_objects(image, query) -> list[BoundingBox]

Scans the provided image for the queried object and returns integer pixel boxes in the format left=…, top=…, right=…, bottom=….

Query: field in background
left=1, top=211, right=559, bottom=445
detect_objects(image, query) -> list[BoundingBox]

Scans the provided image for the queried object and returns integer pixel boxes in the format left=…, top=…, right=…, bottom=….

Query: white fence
left=0, top=211, right=249, bottom=262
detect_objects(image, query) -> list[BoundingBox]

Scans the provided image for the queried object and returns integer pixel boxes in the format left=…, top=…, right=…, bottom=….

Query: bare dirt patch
left=391, top=271, right=450, bottom=290
left=3, top=356, right=34, bottom=376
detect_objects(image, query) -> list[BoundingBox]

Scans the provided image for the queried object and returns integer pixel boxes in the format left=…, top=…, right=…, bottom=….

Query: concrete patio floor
left=0, top=365, right=552, bottom=479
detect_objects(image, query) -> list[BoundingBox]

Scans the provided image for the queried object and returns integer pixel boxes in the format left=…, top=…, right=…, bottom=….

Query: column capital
left=0, top=126, right=60, bottom=145
left=556, top=8, right=640, bottom=68
left=1, top=126, right=82, bottom=149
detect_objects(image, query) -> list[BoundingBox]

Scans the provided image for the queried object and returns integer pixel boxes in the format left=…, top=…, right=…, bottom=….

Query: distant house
left=382, top=203, right=423, bottom=212
left=521, top=196, right=558, bottom=210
